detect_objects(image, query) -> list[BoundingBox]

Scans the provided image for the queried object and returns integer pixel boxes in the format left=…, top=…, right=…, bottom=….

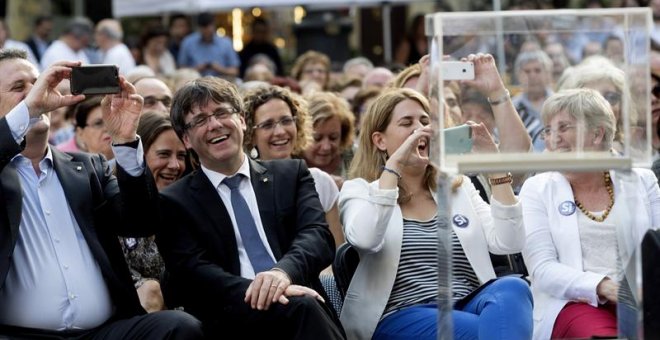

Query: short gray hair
left=541, top=88, right=616, bottom=150
left=343, top=57, right=373, bottom=74
left=514, top=50, right=552, bottom=73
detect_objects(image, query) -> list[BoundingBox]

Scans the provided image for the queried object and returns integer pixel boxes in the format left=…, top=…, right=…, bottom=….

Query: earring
left=250, top=147, right=259, bottom=159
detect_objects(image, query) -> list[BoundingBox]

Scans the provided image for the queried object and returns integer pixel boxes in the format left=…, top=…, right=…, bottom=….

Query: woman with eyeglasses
left=57, top=96, right=114, bottom=163
left=290, top=50, right=331, bottom=95
left=556, top=55, right=636, bottom=154
left=520, top=88, right=660, bottom=339
left=242, top=85, right=344, bottom=251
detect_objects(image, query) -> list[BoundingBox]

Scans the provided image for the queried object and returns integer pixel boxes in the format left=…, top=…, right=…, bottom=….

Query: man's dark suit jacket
left=24, top=37, right=49, bottom=62
left=0, top=117, right=160, bottom=320
left=157, top=158, right=336, bottom=322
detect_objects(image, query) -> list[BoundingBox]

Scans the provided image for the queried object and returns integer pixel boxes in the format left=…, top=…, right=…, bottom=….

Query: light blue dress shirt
left=178, top=32, right=240, bottom=77
left=0, top=101, right=144, bottom=330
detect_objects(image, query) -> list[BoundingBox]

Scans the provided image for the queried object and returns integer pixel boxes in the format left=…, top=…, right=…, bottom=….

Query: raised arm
left=462, top=53, right=531, bottom=153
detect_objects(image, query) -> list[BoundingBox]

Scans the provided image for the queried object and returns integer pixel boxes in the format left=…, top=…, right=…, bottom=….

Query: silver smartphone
left=442, top=61, right=475, bottom=81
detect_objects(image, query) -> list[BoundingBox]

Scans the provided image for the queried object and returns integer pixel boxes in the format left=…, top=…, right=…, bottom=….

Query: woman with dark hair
left=394, top=14, right=428, bottom=66
left=119, top=111, right=187, bottom=312
left=56, top=96, right=114, bottom=162
left=243, top=85, right=344, bottom=250
left=139, top=24, right=176, bottom=76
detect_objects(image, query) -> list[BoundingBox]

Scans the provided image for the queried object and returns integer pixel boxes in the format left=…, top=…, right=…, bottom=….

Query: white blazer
left=520, top=169, right=660, bottom=340
left=338, top=176, right=524, bottom=340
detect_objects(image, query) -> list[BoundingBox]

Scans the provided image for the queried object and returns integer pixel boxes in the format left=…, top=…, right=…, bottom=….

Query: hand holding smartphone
left=70, top=65, right=120, bottom=95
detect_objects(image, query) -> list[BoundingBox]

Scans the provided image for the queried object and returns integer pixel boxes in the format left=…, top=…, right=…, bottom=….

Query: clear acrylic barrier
left=427, top=8, right=652, bottom=340
left=426, top=8, right=652, bottom=174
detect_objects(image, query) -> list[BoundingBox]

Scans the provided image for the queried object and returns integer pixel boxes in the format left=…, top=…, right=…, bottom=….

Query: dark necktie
left=222, top=175, right=275, bottom=274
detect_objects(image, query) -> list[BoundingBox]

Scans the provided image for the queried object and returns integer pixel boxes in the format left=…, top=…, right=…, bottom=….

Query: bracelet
left=488, top=172, right=513, bottom=186
left=381, top=166, right=402, bottom=180
left=487, top=89, right=510, bottom=106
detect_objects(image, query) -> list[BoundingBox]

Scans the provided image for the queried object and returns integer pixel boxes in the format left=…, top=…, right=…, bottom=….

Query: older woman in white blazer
left=520, top=88, right=660, bottom=339
left=339, top=54, right=533, bottom=340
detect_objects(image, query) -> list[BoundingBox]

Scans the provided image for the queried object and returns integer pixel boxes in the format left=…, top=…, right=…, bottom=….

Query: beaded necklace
left=574, top=172, right=614, bottom=223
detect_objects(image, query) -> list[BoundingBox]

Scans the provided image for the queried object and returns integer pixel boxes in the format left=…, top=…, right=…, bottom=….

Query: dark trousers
left=0, top=310, right=203, bottom=340
left=204, top=295, right=346, bottom=339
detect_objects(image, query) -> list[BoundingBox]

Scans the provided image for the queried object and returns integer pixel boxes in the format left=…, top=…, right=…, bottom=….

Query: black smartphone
left=70, top=64, right=120, bottom=95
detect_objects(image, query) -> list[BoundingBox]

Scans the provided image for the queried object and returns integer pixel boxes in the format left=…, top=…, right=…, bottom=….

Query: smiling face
left=253, top=99, right=296, bottom=160
left=374, top=99, right=430, bottom=160
left=303, top=115, right=342, bottom=168
left=182, top=101, right=246, bottom=174
left=543, top=110, right=598, bottom=153
left=78, top=106, right=114, bottom=159
left=0, top=58, right=38, bottom=117
left=146, top=129, right=186, bottom=190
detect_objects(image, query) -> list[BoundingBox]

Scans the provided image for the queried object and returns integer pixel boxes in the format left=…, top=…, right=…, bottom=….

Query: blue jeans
left=373, top=276, right=533, bottom=340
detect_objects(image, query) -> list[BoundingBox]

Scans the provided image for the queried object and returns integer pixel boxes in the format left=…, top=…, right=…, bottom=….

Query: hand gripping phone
left=444, top=124, right=473, bottom=154
left=70, top=65, right=120, bottom=95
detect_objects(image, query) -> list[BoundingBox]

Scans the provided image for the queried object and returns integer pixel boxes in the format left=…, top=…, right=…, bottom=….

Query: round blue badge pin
left=452, top=214, right=469, bottom=228
left=558, top=201, right=576, bottom=216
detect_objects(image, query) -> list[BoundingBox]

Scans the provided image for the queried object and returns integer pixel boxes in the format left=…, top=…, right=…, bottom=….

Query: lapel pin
left=262, top=177, right=268, bottom=183
left=76, top=166, right=82, bottom=171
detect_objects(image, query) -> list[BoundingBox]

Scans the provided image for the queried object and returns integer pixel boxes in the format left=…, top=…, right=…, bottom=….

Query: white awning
left=112, top=0, right=421, bottom=18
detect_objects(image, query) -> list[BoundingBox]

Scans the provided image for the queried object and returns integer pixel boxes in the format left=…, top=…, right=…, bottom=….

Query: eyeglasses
left=539, top=122, right=576, bottom=140
left=85, top=119, right=105, bottom=130
left=253, top=116, right=297, bottom=130
left=302, top=67, right=326, bottom=75
left=184, top=108, right=237, bottom=131
left=144, top=96, right=172, bottom=108
left=601, top=92, right=621, bottom=106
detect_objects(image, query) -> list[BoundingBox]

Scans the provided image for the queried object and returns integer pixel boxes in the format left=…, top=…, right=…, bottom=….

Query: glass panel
left=427, top=8, right=652, bottom=174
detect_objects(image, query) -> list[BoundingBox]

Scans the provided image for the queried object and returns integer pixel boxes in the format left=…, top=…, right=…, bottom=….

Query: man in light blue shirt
left=0, top=49, right=202, bottom=339
left=178, top=12, right=240, bottom=78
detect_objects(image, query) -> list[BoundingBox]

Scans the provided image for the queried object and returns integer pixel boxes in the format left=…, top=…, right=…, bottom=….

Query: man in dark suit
left=0, top=49, right=202, bottom=339
left=24, top=15, right=52, bottom=63
left=159, top=77, right=345, bottom=339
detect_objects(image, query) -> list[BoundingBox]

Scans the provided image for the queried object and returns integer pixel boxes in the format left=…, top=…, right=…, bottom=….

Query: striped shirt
left=383, top=215, right=481, bottom=318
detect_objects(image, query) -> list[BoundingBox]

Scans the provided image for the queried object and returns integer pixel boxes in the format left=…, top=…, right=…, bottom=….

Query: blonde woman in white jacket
left=339, top=55, right=532, bottom=340
left=520, top=88, right=660, bottom=339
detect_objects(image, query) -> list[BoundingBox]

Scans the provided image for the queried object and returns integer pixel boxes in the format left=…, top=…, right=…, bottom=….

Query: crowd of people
left=0, top=4, right=659, bottom=340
